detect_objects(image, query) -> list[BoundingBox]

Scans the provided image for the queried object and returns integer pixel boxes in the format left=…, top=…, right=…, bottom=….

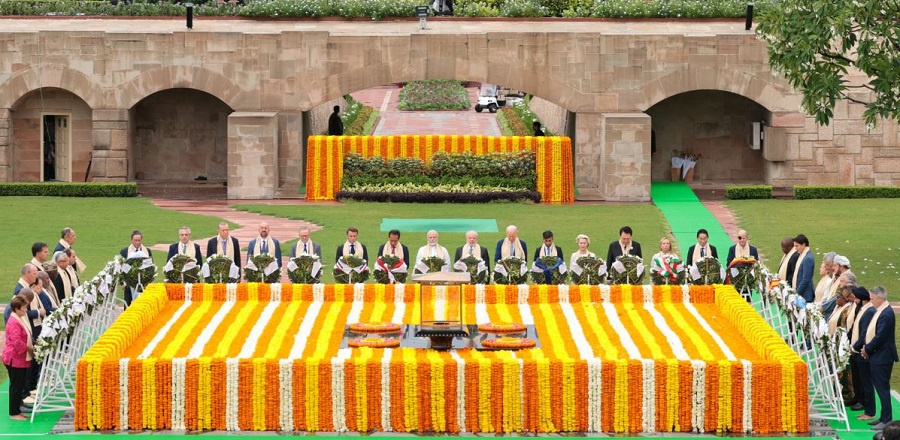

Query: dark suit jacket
left=454, top=245, right=490, bottom=263
left=494, top=239, right=528, bottom=263
left=864, top=306, right=899, bottom=365
left=725, top=245, right=759, bottom=267
left=53, top=243, right=66, bottom=253
left=335, top=243, right=368, bottom=263
left=247, top=238, right=284, bottom=268
left=853, top=306, right=878, bottom=354
left=120, top=247, right=153, bottom=259
left=167, top=242, right=203, bottom=262
left=605, top=241, right=642, bottom=271
left=795, top=252, right=816, bottom=302
left=289, top=241, right=322, bottom=259
left=533, top=245, right=564, bottom=262
left=52, top=269, right=78, bottom=302
left=686, top=244, right=718, bottom=266
left=207, top=236, right=242, bottom=268
left=377, top=243, right=410, bottom=266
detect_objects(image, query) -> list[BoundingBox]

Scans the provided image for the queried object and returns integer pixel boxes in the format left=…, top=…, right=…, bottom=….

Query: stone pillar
left=575, top=112, right=651, bottom=202
left=275, top=111, right=303, bottom=198
left=91, top=109, right=130, bottom=181
left=0, top=108, right=9, bottom=182
left=227, top=112, right=279, bottom=199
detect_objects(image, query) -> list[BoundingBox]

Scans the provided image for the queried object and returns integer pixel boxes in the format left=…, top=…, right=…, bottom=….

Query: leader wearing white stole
left=247, top=222, right=283, bottom=268
left=454, top=230, right=490, bottom=262
left=167, top=226, right=202, bottom=262
left=120, top=230, right=153, bottom=306
left=415, top=230, right=451, bottom=272
left=54, top=227, right=87, bottom=274
left=290, top=228, right=322, bottom=258
left=494, top=225, right=528, bottom=263
left=207, top=222, right=242, bottom=269
left=335, top=227, right=368, bottom=263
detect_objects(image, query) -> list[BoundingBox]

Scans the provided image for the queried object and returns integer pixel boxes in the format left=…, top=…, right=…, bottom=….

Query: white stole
left=733, top=243, right=751, bottom=259
left=691, top=244, right=710, bottom=263
left=864, top=302, right=891, bottom=344
left=127, top=245, right=149, bottom=257
left=851, top=302, right=874, bottom=345
left=827, top=302, right=852, bottom=336
left=217, top=236, right=236, bottom=261
left=382, top=241, right=403, bottom=257
left=500, top=239, right=525, bottom=259
left=341, top=241, right=365, bottom=259
left=43, top=285, right=61, bottom=309
left=539, top=244, right=559, bottom=258
left=461, top=244, right=484, bottom=260
left=253, top=236, right=275, bottom=256
left=294, top=240, right=318, bottom=257
left=60, top=266, right=78, bottom=298
left=28, top=290, right=45, bottom=327
left=791, top=248, right=809, bottom=288
left=619, top=240, right=633, bottom=256
left=13, top=315, right=34, bottom=361
left=777, top=248, right=797, bottom=281
left=58, top=239, right=87, bottom=273
left=177, top=242, right=199, bottom=260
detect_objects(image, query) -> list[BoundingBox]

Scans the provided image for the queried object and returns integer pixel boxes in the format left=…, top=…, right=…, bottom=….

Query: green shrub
left=0, top=182, right=137, bottom=197
left=343, top=105, right=378, bottom=136
left=428, top=151, right=536, bottom=180
left=794, top=186, right=900, bottom=199
left=726, top=185, right=773, bottom=200
left=500, top=107, right=531, bottom=136
left=497, top=108, right=514, bottom=135
left=343, top=153, right=387, bottom=178
left=343, top=175, right=534, bottom=191
left=398, top=80, right=471, bottom=111
left=501, top=0, right=548, bottom=17
left=386, top=157, right=426, bottom=177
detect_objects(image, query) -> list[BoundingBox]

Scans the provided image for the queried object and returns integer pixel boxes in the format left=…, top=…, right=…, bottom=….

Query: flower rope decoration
left=727, top=258, right=760, bottom=294
left=492, top=256, right=528, bottom=285
left=689, top=256, right=724, bottom=285
left=120, top=251, right=157, bottom=292
left=477, top=322, right=526, bottom=334
left=287, top=254, right=323, bottom=284
left=244, top=253, right=281, bottom=283
left=333, top=255, right=369, bottom=284
left=650, top=255, right=685, bottom=285
left=529, top=256, right=568, bottom=285
left=373, top=255, right=407, bottom=284
left=453, top=255, right=489, bottom=284
left=482, top=337, right=536, bottom=350
left=347, top=337, right=400, bottom=348
left=569, top=256, right=607, bottom=285
left=414, top=256, right=448, bottom=275
left=349, top=322, right=402, bottom=334
left=202, top=255, right=240, bottom=284
left=609, top=255, right=645, bottom=285
left=163, top=254, right=201, bottom=284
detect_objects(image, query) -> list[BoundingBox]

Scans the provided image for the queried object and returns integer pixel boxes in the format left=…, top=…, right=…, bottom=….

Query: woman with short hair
left=3, top=295, right=34, bottom=421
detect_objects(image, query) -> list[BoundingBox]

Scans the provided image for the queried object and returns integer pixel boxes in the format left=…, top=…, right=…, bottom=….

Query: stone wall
left=132, top=89, right=230, bottom=182
left=528, top=97, right=568, bottom=136
left=309, top=96, right=348, bottom=135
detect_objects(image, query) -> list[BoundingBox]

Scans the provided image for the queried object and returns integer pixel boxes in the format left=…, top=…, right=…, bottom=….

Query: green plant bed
left=794, top=185, right=900, bottom=199
left=342, top=175, right=535, bottom=191
left=0, top=182, right=137, bottom=197
left=336, top=190, right=542, bottom=203
left=344, top=106, right=379, bottom=136
left=398, top=80, right=471, bottom=111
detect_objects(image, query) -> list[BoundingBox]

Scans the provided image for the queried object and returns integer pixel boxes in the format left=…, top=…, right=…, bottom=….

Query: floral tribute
left=76, top=283, right=807, bottom=434
left=244, top=254, right=281, bottom=284
left=482, top=337, right=536, bottom=349
left=120, top=252, right=157, bottom=291
left=492, top=256, right=528, bottom=285
left=163, top=255, right=201, bottom=284
left=690, top=256, right=724, bottom=285
left=727, top=258, right=761, bottom=294
left=609, top=255, right=645, bottom=285
left=287, top=254, right=323, bottom=284
left=202, top=255, right=240, bottom=283
left=333, top=255, right=369, bottom=284
left=373, top=255, right=407, bottom=284
left=477, top=322, right=526, bottom=334
left=570, top=256, right=607, bottom=285
left=347, top=337, right=401, bottom=348
left=414, top=256, right=448, bottom=275
left=306, top=135, right=574, bottom=203
left=453, top=256, right=490, bottom=284
left=530, top=256, right=567, bottom=285
left=349, top=322, right=402, bottom=333
left=651, top=255, right=685, bottom=286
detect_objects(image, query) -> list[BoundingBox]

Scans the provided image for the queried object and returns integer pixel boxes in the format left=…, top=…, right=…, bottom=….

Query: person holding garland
left=415, top=230, right=451, bottom=272
left=495, top=225, right=528, bottom=263
left=167, top=226, right=202, bottom=262
left=247, top=221, right=283, bottom=269
left=651, top=236, right=683, bottom=284
left=378, top=229, right=411, bottom=267
left=569, top=234, right=595, bottom=268
left=335, top=227, right=368, bottom=263
left=454, top=230, right=490, bottom=262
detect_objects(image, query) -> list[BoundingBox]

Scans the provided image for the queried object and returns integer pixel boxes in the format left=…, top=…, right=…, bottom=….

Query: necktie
left=510, top=241, right=515, bottom=257
left=701, top=246, right=706, bottom=257
left=469, top=246, right=474, bottom=256
left=546, top=246, right=551, bottom=256
left=222, top=239, right=227, bottom=255
left=303, top=243, right=308, bottom=254
left=350, top=243, right=356, bottom=255
left=182, top=244, right=186, bottom=255
left=392, top=244, right=396, bottom=255
left=262, top=240, right=268, bottom=254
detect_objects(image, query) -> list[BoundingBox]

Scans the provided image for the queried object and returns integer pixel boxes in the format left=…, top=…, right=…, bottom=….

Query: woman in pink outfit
left=3, top=296, right=33, bottom=421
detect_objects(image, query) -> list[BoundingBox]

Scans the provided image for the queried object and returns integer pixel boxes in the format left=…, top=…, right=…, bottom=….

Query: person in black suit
left=454, top=230, right=490, bottom=262
left=167, top=226, right=203, bottom=262
left=533, top=230, right=563, bottom=261
left=377, top=229, right=410, bottom=266
left=247, top=222, right=283, bottom=268
left=606, top=226, right=642, bottom=271
left=207, top=222, right=242, bottom=268
left=862, top=286, right=898, bottom=430
left=725, top=229, right=759, bottom=267
left=289, top=228, right=322, bottom=259
left=120, top=230, right=153, bottom=306
left=335, top=227, right=368, bottom=263
left=686, top=228, right=718, bottom=266
left=852, top=286, right=878, bottom=422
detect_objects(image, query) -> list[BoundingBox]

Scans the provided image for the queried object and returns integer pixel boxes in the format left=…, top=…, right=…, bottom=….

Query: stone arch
left=119, top=66, right=247, bottom=111
left=0, top=65, right=102, bottom=109
left=637, top=66, right=801, bottom=114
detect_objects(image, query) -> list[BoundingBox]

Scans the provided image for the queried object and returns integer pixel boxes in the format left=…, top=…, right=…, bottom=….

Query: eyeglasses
left=737, top=236, right=746, bottom=239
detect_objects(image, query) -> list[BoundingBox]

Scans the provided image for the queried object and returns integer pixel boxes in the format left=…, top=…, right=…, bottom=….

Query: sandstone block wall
left=528, top=97, right=568, bottom=136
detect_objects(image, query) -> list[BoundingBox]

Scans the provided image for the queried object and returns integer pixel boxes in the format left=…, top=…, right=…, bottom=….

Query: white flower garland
left=119, top=358, right=129, bottom=431
left=171, top=358, right=186, bottom=431
left=643, top=284, right=654, bottom=305
left=139, top=301, right=192, bottom=359
left=380, top=348, right=393, bottom=432
left=559, top=288, right=594, bottom=359
left=238, top=301, right=280, bottom=358
left=690, top=360, right=706, bottom=432
left=313, top=283, right=325, bottom=302
left=270, top=283, right=282, bottom=302
left=434, top=286, right=447, bottom=321
left=225, top=358, right=240, bottom=431
left=681, top=283, right=691, bottom=302
left=331, top=348, right=351, bottom=433
left=643, top=303, right=689, bottom=360
left=345, top=284, right=365, bottom=325
left=226, top=283, right=237, bottom=301
left=599, top=284, right=611, bottom=303
left=474, top=284, right=490, bottom=324
left=602, top=302, right=642, bottom=359
left=391, top=284, right=406, bottom=324
left=279, top=359, right=293, bottom=431
left=184, top=283, right=193, bottom=301
left=557, top=284, right=570, bottom=304
left=641, top=358, right=656, bottom=433
left=289, top=300, right=323, bottom=359
left=587, top=358, right=602, bottom=432
left=517, top=285, right=535, bottom=326
left=741, top=359, right=753, bottom=432
left=187, top=301, right=236, bottom=358
left=517, top=284, right=529, bottom=304
left=450, top=350, right=467, bottom=433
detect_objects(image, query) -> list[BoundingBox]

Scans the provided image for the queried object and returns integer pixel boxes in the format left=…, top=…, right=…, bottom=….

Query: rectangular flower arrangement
left=76, top=283, right=807, bottom=433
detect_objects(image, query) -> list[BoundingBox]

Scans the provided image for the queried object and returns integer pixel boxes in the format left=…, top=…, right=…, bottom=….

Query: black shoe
left=851, top=403, right=865, bottom=411
left=869, top=419, right=882, bottom=426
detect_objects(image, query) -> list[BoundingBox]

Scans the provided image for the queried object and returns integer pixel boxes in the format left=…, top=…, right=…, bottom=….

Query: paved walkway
left=352, top=86, right=501, bottom=136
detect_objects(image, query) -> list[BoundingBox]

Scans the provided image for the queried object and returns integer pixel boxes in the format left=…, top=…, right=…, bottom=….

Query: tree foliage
left=756, top=0, right=900, bottom=126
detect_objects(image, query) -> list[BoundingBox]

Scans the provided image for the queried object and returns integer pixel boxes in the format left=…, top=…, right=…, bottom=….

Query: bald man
left=726, top=229, right=759, bottom=267
left=247, top=221, right=283, bottom=268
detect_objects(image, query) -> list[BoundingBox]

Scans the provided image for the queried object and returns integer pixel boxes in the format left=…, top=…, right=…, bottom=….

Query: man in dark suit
left=686, top=228, right=718, bottom=266
left=852, top=286, right=877, bottom=421
left=120, top=230, right=153, bottom=306
left=862, top=286, right=898, bottom=431
left=377, top=229, right=410, bottom=266
left=495, top=225, right=528, bottom=263
left=207, top=222, right=242, bottom=268
left=455, top=230, right=490, bottom=262
left=533, top=230, right=563, bottom=261
left=54, top=227, right=86, bottom=274
left=793, top=234, right=816, bottom=303
left=606, top=226, right=642, bottom=271
left=725, top=229, right=759, bottom=267
left=247, top=222, right=283, bottom=268
left=335, top=227, right=368, bottom=263
left=167, top=226, right=203, bottom=262
left=289, top=228, right=322, bottom=259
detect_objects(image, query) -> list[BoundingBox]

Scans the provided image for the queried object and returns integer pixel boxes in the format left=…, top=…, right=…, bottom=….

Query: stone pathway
left=352, top=86, right=502, bottom=136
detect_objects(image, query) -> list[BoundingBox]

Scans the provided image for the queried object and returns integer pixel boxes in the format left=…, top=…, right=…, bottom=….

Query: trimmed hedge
left=0, top=182, right=138, bottom=197
left=342, top=175, right=535, bottom=190
left=335, top=190, right=541, bottom=203
left=794, top=186, right=900, bottom=199
left=725, top=185, right=772, bottom=200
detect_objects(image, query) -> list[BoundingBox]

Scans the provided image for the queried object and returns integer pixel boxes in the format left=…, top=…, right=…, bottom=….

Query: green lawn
left=726, top=198, right=900, bottom=389
left=233, top=201, right=673, bottom=283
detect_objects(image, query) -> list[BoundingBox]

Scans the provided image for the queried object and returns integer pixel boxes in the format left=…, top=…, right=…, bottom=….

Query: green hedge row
left=0, top=0, right=774, bottom=19
left=794, top=186, right=900, bottom=199
left=342, top=175, right=535, bottom=191
left=343, top=151, right=537, bottom=181
left=725, top=185, right=772, bottom=200
left=0, top=182, right=138, bottom=197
